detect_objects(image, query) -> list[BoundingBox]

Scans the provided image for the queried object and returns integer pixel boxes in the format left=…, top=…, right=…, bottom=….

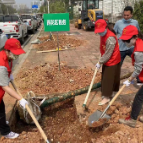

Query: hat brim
left=94, top=28, right=106, bottom=33
left=119, top=35, right=133, bottom=40
left=10, top=48, right=25, bottom=55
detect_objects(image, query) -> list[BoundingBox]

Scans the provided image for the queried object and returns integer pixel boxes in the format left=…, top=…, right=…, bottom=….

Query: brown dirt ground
left=10, top=63, right=143, bottom=143
left=15, top=63, right=101, bottom=95
left=1, top=98, right=143, bottom=143
left=34, top=34, right=85, bottom=51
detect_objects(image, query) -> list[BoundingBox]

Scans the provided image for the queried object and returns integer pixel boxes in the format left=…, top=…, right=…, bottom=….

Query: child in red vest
left=94, top=19, right=121, bottom=105
left=0, top=38, right=28, bottom=139
left=119, top=25, right=143, bottom=127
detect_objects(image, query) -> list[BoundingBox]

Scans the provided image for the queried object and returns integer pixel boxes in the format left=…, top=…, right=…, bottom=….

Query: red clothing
left=131, top=38, right=143, bottom=82
left=0, top=51, right=12, bottom=103
left=100, top=29, right=121, bottom=66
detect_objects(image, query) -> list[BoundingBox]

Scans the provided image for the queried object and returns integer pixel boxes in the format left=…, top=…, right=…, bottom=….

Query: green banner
left=44, top=13, right=70, bottom=32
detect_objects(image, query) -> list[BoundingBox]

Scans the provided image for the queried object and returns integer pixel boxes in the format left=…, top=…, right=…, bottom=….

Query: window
left=3, top=16, right=11, bottom=22
left=12, top=16, right=19, bottom=21
left=83, top=0, right=99, bottom=10
left=88, top=0, right=99, bottom=9
left=3, top=15, right=19, bottom=22
left=0, top=16, right=3, bottom=22
left=21, top=15, right=31, bottom=19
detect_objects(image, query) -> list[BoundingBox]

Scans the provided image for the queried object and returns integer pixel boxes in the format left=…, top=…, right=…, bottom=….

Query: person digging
left=0, top=38, right=28, bottom=139
left=94, top=19, right=121, bottom=106
left=118, top=25, right=143, bottom=128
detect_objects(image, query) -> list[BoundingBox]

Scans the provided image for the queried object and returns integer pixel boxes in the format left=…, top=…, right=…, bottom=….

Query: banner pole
left=57, top=31, right=61, bottom=71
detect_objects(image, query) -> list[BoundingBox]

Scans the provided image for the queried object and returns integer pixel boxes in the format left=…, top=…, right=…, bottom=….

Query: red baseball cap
left=4, top=38, right=25, bottom=55
left=94, top=19, right=107, bottom=33
left=119, top=25, right=139, bottom=40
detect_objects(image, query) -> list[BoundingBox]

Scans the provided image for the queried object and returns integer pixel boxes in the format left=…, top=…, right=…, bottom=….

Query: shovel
left=10, top=81, right=50, bottom=143
left=88, top=84, right=126, bottom=127
left=83, top=67, right=99, bottom=109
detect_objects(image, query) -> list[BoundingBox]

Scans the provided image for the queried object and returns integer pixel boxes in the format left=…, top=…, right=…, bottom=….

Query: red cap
left=4, top=38, right=25, bottom=55
left=119, top=25, right=138, bottom=40
left=94, top=19, right=107, bottom=33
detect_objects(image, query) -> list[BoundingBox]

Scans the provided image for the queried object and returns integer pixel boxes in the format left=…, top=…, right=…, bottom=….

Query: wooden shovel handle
left=109, top=84, right=126, bottom=106
left=83, top=67, right=98, bottom=105
left=10, top=81, right=48, bottom=143
left=25, top=105, right=48, bottom=142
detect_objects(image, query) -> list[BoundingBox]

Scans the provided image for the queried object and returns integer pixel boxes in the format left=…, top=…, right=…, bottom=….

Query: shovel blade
left=88, top=110, right=111, bottom=127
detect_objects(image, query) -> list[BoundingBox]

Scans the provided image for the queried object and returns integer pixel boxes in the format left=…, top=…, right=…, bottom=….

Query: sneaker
left=137, top=81, right=143, bottom=86
left=136, top=77, right=143, bottom=85
left=118, top=116, right=136, bottom=128
left=3, top=131, right=19, bottom=139
left=139, top=116, right=143, bottom=122
left=6, top=121, right=9, bottom=124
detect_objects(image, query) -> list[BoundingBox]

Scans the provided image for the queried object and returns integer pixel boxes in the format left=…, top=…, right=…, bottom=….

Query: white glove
left=96, top=63, right=101, bottom=69
left=10, top=74, right=14, bottom=81
left=19, top=98, right=28, bottom=109
left=123, top=80, right=131, bottom=86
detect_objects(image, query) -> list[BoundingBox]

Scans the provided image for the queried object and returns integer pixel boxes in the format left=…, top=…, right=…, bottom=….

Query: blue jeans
left=120, top=48, right=134, bottom=66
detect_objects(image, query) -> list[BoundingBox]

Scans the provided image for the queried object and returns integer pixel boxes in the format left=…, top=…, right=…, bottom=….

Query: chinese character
left=47, top=20, right=51, bottom=25
left=59, top=19, right=66, bottom=25
left=51, top=20, right=55, bottom=25
left=55, top=20, right=58, bottom=25
left=62, top=19, right=66, bottom=25
left=59, top=20, right=62, bottom=25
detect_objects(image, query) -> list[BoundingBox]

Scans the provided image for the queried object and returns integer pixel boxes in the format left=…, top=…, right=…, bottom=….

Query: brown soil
left=35, top=34, right=85, bottom=51
left=15, top=63, right=101, bottom=95
left=1, top=99, right=143, bottom=143
left=91, top=118, right=108, bottom=128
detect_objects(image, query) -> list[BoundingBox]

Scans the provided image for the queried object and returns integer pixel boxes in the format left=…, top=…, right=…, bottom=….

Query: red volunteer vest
left=100, top=29, right=121, bottom=66
left=131, top=38, right=143, bottom=82
left=0, top=51, right=12, bottom=103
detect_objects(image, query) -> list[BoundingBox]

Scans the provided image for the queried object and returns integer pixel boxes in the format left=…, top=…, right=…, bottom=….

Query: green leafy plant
left=133, top=1, right=143, bottom=33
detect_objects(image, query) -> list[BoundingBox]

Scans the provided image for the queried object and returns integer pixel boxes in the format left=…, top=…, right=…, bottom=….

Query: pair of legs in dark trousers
left=0, top=100, right=10, bottom=135
left=131, top=86, right=143, bottom=120
left=120, top=48, right=134, bottom=66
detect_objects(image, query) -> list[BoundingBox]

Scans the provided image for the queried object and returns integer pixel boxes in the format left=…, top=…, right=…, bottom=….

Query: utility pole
left=102, top=0, right=104, bottom=11
left=111, top=0, right=113, bottom=23
left=47, top=0, right=49, bottom=13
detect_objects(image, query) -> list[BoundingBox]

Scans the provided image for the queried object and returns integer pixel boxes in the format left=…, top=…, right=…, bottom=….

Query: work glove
left=10, top=74, right=14, bottom=81
left=123, top=80, right=134, bottom=86
left=19, top=98, right=28, bottom=109
left=96, top=63, right=101, bottom=70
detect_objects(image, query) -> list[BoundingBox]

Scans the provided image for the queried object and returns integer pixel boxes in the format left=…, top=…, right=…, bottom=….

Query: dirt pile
left=15, top=63, right=101, bottom=95
left=1, top=99, right=96, bottom=143
left=91, top=102, right=143, bottom=143
left=35, top=34, right=84, bottom=51
left=1, top=100, right=143, bottom=143
left=92, top=118, right=108, bottom=128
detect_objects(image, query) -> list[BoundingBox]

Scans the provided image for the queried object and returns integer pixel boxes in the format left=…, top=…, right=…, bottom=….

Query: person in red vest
left=94, top=19, right=121, bottom=105
left=118, top=25, right=143, bottom=127
left=0, top=38, right=28, bottom=139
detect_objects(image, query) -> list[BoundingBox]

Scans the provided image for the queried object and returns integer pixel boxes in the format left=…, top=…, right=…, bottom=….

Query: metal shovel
left=88, top=85, right=126, bottom=127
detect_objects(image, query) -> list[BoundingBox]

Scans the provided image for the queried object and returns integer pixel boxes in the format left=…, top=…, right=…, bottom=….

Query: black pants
left=120, top=48, right=134, bottom=66
left=131, top=86, right=143, bottom=120
left=0, top=100, right=11, bottom=135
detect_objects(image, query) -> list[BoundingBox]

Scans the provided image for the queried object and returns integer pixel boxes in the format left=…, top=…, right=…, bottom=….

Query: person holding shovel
left=94, top=19, right=121, bottom=105
left=118, top=25, right=143, bottom=128
left=0, top=38, right=28, bottom=139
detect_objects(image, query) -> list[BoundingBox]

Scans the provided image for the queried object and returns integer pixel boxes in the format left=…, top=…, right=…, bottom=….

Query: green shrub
left=133, top=1, right=143, bottom=33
